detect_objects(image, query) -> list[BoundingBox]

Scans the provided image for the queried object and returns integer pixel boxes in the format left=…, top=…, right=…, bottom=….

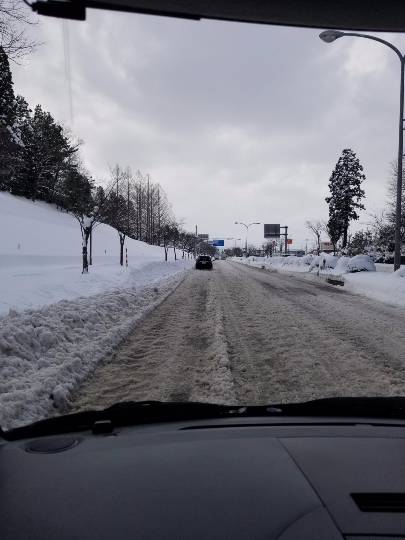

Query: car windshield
left=1, top=5, right=405, bottom=431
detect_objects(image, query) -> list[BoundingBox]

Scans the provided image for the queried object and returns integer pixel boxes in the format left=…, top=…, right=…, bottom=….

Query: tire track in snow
left=71, top=267, right=235, bottom=411
left=72, top=260, right=405, bottom=413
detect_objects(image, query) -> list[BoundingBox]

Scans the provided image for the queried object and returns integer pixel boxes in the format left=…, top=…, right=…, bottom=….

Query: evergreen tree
left=0, top=45, right=18, bottom=190
left=58, top=168, right=94, bottom=214
left=29, top=105, right=76, bottom=202
left=9, top=95, right=33, bottom=196
left=347, top=229, right=373, bottom=256
left=325, top=148, right=366, bottom=248
left=386, top=162, right=405, bottom=230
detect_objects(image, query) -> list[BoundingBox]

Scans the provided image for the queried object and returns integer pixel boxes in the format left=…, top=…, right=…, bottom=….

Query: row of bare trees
left=71, top=165, right=198, bottom=273
left=101, top=166, right=175, bottom=265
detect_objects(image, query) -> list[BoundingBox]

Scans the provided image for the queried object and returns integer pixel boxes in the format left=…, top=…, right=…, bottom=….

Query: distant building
left=320, top=241, right=334, bottom=253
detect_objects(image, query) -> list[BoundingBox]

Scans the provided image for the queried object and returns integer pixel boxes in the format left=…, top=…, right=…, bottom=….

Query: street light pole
left=320, top=30, right=404, bottom=270
left=396, top=59, right=405, bottom=269
left=225, top=237, right=242, bottom=250
left=234, top=222, right=261, bottom=257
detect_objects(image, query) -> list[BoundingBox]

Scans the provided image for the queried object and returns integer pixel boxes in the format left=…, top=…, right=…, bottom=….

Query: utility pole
left=194, top=225, right=198, bottom=258
left=127, top=177, right=130, bottom=238
left=89, top=228, right=92, bottom=265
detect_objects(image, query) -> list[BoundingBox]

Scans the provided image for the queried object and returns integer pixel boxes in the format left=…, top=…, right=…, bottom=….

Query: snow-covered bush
left=302, top=254, right=314, bottom=265
left=334, top=256, right=350, bottom=274
left=283, top=256, right=299, bottom=266
left=313, top=253, right=339, bottom=271
left=309, top=255, right=320, bottom=271
left=347, top=255, right=376, bottom=273
left=324, top=255, right=339, bottom=269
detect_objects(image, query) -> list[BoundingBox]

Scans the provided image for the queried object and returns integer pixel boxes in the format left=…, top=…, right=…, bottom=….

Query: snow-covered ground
left=0, top=192, right=187, bottom=315
left=0, top=267, right=191, bottom=430
left=235, top=255, right=405, bottom=308
left=0, top=193, right=194, bottom=429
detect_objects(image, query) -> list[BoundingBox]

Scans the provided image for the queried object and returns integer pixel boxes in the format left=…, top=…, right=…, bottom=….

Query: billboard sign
left=212, top=239, right=224, bottom=247
left=320, top=241, right=334, bottom=252
left=264, top=224, right=280, bottom=238
left=198, top=234, right=209, bottom=240
left=287, top=239, right=293, bottom=245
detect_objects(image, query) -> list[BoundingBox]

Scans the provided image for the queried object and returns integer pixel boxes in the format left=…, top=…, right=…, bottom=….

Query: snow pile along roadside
left=232, top=255, right=405, bottom=308
left=234, top=253, right=376, bottom=275
left=0, top=262, right=193, bottom=430
left=343, top=265, right=405, bottom=307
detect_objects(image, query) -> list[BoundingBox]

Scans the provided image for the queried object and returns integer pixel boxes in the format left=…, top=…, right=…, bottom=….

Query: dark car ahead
left=195, top=255, right=213, bottom=270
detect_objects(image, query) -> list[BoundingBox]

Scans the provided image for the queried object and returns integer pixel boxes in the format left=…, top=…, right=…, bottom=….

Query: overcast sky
left=11, top=9, right=405, bottom=249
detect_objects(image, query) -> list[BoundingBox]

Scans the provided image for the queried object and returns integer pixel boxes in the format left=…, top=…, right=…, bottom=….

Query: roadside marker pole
left=126, top=248, right=128, bottom=267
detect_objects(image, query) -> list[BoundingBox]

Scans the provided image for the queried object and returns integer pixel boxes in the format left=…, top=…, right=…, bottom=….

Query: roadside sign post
left=280, top=226, right=288, bottom=254
left=264, top=223, right=290, bottom=255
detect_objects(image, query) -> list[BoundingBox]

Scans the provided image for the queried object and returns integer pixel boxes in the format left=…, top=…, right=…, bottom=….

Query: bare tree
left=305, top=220, right=323, bottom=255
left=104, top=165, right=131, bottom=266
left=72, top=205, right=101, bottom=274
left=0, top=0, right=38, bottom=60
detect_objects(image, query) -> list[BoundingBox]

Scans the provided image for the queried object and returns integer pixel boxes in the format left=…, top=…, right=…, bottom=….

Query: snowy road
left=72, top=261, right=405, bottom=409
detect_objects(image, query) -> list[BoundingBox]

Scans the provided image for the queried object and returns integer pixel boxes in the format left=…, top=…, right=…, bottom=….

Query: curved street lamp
left=234, top=221, right=261, bottom=256
left=320, top=29, right=404, bottom=270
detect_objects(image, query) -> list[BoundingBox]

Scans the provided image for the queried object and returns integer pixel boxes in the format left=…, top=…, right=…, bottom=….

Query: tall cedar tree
left=25, top=105, right=76, bottom=202
left=325, top=148, right=366, bottom=248
left=9, top=94, right=32, bottom=196
left=0, top=45, right=19, bottom=190
left=386, top=162, right=405, bottom=230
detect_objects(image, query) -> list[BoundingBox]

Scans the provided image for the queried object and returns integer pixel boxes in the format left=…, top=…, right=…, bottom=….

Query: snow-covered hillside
left=0, top=192, right=188, bottom=314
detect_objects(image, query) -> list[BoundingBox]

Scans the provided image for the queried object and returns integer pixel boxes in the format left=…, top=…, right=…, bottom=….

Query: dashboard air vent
left=351, top=492, right=405, bottom=513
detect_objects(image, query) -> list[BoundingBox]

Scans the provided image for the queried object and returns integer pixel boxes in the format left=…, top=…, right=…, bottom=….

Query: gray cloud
left=12, top=12, right=405, bottom=248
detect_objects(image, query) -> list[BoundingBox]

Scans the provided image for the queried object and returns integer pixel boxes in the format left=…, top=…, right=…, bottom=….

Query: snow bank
left=0, top=262, right=192, bottom=430
left=233, top=255, right=405, bottom=309
left=344, top=269, right=405, bottom=307
left=236, top=253, right=376, bottom=276
left=0, top=192, right=185, bottom=314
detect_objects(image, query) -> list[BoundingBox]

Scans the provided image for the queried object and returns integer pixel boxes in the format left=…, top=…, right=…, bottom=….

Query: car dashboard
left=2, top=416, right=405, bottom=539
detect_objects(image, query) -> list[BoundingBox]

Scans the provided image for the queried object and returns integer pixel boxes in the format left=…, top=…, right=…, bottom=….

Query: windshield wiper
left=1, top=401, right=239, bottom=440
left=3, top=397, right=405, bottom=441
left=265, top=396, right=405, bottom=418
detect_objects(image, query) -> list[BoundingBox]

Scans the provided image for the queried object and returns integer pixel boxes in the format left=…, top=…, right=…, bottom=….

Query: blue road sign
left=213, top=239, right=224, bottom=247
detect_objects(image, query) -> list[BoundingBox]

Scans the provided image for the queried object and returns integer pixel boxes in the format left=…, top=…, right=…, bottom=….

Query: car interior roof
left=34, top=0, right=405, bottom=31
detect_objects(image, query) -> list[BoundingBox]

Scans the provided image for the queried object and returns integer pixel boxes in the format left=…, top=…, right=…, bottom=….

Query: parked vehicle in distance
left=196, top=255, right=213, bottom=270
